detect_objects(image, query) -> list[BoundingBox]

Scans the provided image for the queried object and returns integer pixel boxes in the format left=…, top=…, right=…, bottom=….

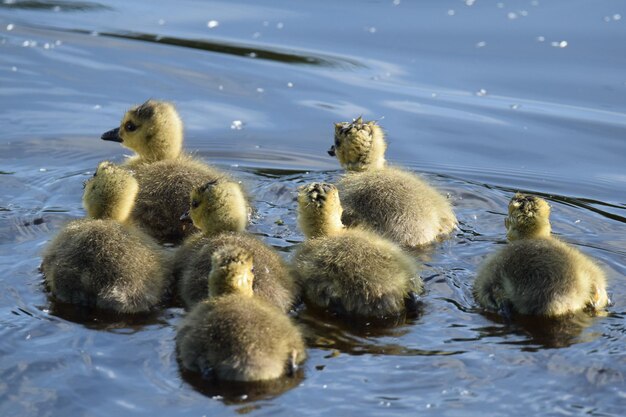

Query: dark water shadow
left=56, top=28, right=366, bottom=69
left=297, top=303, right=463, bottom=356
left=0, top=0, right=110, bottom=12
left=179, top=366, right=304, bottom=405
left=44, top=299, right=172, bottom=331
left=475, top=310, right=602, bottom=350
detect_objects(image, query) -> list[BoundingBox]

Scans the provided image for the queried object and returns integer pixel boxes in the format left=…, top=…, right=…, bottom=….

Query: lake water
left=1, top=0, right=625, bottom=415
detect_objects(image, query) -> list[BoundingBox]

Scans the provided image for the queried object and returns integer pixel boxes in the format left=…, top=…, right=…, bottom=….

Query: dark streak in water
left=0, top=0, right=111, bottom=12
left=64, top=28, right=366, bottom=69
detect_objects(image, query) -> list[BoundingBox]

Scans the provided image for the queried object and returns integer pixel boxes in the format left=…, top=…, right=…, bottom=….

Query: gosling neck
left=506, top=221, right=552, bottom=241
left=195, top=185, right=248, bottom=236
left=299, top=207, right=344, bottom=239
left=208, top=269, right=254, bottom=298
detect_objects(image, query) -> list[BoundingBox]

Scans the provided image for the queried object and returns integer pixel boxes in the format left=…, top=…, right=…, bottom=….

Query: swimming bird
left=101, top=99, right=249, bottom=244
left=328, top=117, right=456, bottom=247
left=41, top=161, right=169, bottom=313
left=473, top=193, right=610, bottom=317
left=174, top=179, right=296, bottom=312
left=293, top=182, right=423, bottom=318
left=176, top=245, right=306, bottom=382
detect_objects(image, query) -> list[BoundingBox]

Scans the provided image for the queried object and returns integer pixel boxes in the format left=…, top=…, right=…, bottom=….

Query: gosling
left=473, top=193, right=610, bottom=317
left=328, top=117, right=456, bottom=247
left=41, top=161, right=168, bottom=313
left=176, top=246, right=306, bottom=382
left=293, top=182, right=423, bottom=318
left=173, top=179, right=296, bottom=312
left=101, top=99, right=249, bottom=244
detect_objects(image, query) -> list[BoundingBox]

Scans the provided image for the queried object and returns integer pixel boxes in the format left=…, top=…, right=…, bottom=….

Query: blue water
left=1, top=1, right=625, bottom=416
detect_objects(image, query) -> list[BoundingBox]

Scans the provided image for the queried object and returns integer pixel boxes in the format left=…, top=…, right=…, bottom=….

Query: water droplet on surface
left=551, top=40, right=568, bottom=48
left=476, top=41, right=487, bottom=48
left=476, top=88, right=487, bottom=96
left=39, top=168, right=47, bottom=172
left=507, top=12, right=518, bottom=19
left=218, top=85, right=224, bottom=91
left=613, top=14, right=622, bottom=21
left=93, top=105, right=101, bottom=110
left=248, top=52, right=257, bottom=58
left=510, top=104, right=520, bottom=110
left=11, top=66, right=17, bottom=72
left=287, top=82, right=294, bottom=88
left=230, top=120, right=244, bottom=130
left=447, top=9, right=456, bottom=16
left=43, top=43, right=50, bottom=49
left=276, top=22, right=284, bottom=29
left=256, top=87, right=264, bottom=93
left=6, top=24, right=14, bottom=31
left=207, top=20, right=219, bottom=29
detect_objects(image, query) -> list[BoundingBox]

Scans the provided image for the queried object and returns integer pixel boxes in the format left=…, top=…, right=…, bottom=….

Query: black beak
left=180, top=210, right=192, bottom=224
left=327, top=145, right=336, bottom=157
left=101, top=127, right=122, bottom=143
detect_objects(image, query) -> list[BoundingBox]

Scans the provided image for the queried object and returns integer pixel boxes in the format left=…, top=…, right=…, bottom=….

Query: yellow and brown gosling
left=176, top=246, right=306, bottom=382
left=101, top=99, right=249, bottom=244
left=41, top=161, right=168, bottom=313
left=293, top=182, right=423, bottom=318
left=473, top=193, right=609, bottom=317
left=173, top=179, right=296, bottom=312
left=328, top=117, right=456, bottom=247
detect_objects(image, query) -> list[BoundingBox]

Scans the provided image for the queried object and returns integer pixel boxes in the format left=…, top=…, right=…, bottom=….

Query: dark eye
left=125, top=121, right=137, bottom=132
left=191, top=200, right=200, bottom=209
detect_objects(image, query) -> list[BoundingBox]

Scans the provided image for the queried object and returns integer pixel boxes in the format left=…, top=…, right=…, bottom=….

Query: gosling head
left=208, top=245, right=255, bottom=298
left=101, top=100, right=183, bottom=163
left=297, top=182, right=344, bottom=239
left=505, top=193, right=552, bottom=241
left=328, top=116, right=387, bottom=171
left=182, top=179, right=247, bottom=236
left=82, top=161, right=138, bottom=222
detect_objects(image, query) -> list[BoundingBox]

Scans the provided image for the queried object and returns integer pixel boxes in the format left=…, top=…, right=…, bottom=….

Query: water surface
left=1, top=1, right=625, bottom=416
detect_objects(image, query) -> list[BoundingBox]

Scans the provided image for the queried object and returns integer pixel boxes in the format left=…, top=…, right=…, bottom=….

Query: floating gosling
left=293, top=182, right=423, bottom=318
left=173, top=179, right=296, bottom=312
left=176, top=246, right=306, bottom=382
left=101, top=99, right=249, bottom=244
left=328, top=117, right=456, bottom=247
left=41, top=162, right=168, bottom=313
left=473, top=193, right=610, bottom=317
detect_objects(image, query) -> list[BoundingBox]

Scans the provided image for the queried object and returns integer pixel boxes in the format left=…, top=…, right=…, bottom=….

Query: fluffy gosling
left=473, top=193, right=609, bottom=317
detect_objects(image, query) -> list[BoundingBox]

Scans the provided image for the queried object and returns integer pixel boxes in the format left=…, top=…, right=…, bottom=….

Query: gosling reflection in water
left=477, top=310, right=602, bottom=349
